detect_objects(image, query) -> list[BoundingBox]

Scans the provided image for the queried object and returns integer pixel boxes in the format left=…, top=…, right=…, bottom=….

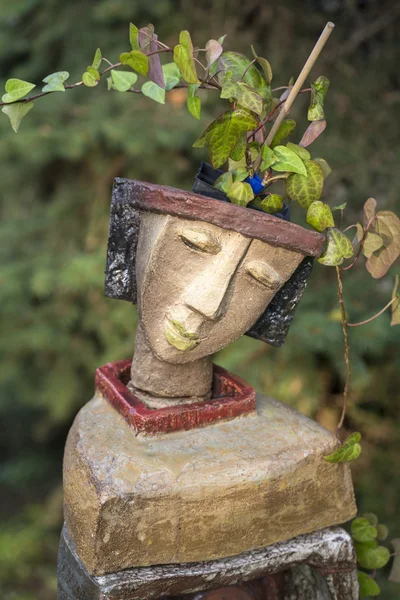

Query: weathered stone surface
left=58, top=525, right=359, bottom=599
left=63, top=393, right=356, bottom=576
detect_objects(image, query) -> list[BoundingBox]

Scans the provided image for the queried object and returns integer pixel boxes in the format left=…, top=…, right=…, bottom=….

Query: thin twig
left=341, top=215, right=378, bottom=271
left=347, top=297, right=397, bottom=327
left=336, top=266, right=350, bottom=437
left=264, top=22, right=335, bottom=148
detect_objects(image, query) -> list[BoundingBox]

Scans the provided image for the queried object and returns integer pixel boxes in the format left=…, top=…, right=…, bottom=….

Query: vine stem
left=347, top=297, right=397, bottom=327
left=264, top=21, right=335, bottom=147
left=336, top=266, right=351, bottom=438
left=342, top=215, right=378, bottom=271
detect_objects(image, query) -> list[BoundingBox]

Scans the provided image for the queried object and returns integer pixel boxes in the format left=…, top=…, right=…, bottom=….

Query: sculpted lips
left=164, top=319, right=200, bottom=351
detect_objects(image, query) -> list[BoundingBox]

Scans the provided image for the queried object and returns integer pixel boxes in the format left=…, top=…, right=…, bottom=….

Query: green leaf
left=227, top=181, right=254, bottom=206
left=363, top=232, right=384, bottom=258
left=391, top=274, right=400, bottom=326
left=351, top=518, right=378, bottom=543
left=318, top=229, right=355, bottom=267
left=270, top=119, right=296, bottom=148
left=87, top=66, right=100, bottom=80
left=2, top=78, right=36, bottom=103
left=205, top=39, right=223, bottom=69
left=129, top=23, right=140, bottom=50
left=42, top=71, right=70, bottom=93
left=271, top=145, right=307, bottom=176
left=314, top=157, right=331, bottom=179
left=187, top=84, right=201, bottom=119
left=214, top=171, right=233, bottom=193
left=236, top=82, right=263, bottom=115
left=218, top=35, right=227, bottom=45
left=162, top=62, right=181, bottom=91
left=286, top=142, right=310, bottom=161
left=251, top=46, right=273, bottom=84
left=141, top=81, right=165, bottom=104
left=92, top=48, right=102, bottom=70
left=365, top=210, right=400, bottom=279
left=358, top=572, right=381, bottom=598
left=376, top=524, right=389, bottom=541
left=357, top=544, right=391, bottom=570
left=120, top=51, right=149, bottom=76
left=193, top=109, right=258, bottom=169
left=260, top=145, right=278, bottom=170
left=110, top=70, right=137, bottom=92
left=173, top=30, right=199, bottom=84
left=308, top=76, right=330, bottom=121
left=362, top=513, right=379, bottom=526
left=230, top=134, right=247, bottom=161
left=324, top=432, right=361, bottom=462
left=220, top=77, right=238, bottom=100
left=254, top=194, right=284, bottom=214
left=299, top=119, right=327, bottom=147
left=285, top=160, right=324, bottom=208
left=2, top=101, right=34, bottom=133
left=211, top=51, right=269, bottom=100
left=82, top=71, right=98, bottom=87
left=232, top=168, right=249, bottom=182
left=306, top=201, right=335, bottom=232
left=333, top=203, right=347, bottom=211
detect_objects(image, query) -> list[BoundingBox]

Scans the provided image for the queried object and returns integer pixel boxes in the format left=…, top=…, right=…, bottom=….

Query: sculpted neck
left=129, top=324, right=213, bottom=408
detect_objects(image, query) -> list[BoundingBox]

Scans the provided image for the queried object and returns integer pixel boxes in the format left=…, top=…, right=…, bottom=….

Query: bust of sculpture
left=104, top=176, right=324, bottom=411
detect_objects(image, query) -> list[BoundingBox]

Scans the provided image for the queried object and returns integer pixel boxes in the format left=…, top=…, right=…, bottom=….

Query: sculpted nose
left=184, top=270, right=234, bottom=321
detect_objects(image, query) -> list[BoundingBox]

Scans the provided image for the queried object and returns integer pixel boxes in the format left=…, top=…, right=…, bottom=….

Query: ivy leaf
left=365, top=210, right=400, bottom=278
left=389, top=539, right=400, bottom=583
left=211, top=51, right=269, bottom=100
left=236, top=82, right=263, bottom=115
left=271, top=145, right=307, bottom=176
left=363, top=197, right=377, bottom=227
left=270, top=119, right=296, bottom=148
left=173, top=30, right=199, bottom=84
left=285, top=160, right=324, bottom=208
left=2, top=78, right=36, bottom=103
left=232, top=168, right=249, bottom=182
left=214, top=171, right=233, bottom=193
left=230, top=133, right=247, bottom=161
left=363, top=513, right=379, bottom=526
left=323, top=432, right=361, bottom=462
left=391, top=274, right=400, bottom=326
left=318, top=229, right=354, bottom=267
left=141, top=81, right=165, bottom=104
left=42, top=71, right=70, bottom=93
left=306, top=201, right=335, bottom=232
left=254, top=194, right=284, bottom=214
left=138, top=25, right=165, bottom=89
left=299, top=119, right=327, bottom=147
left=260, top=145, right=278, bottom=171
left=333, top=203, right=347, bottom=211
left=129, top=23, right=140, bottom=51
left=220, top=78, right=238, bottom=100
left=193, top=109, right=257, bottom=169
left=351, top=518, right=378, bottom=543
left=120, top=51, right=149, bottom=76
left=363, top=232, right=384, bottom=258
left=358, top=572, right=381, bottom=598
left=286, top=142, right=311, bottom=161
left=138, top=23, right=155, bottom=53
left=357, top=544, right=391, bottom=570
left=2, top=101, right=34, bottom=133
left=110, top=70, right=137, bottom=92
left=227, top=181, right=254, bottom=206
left=162, top=63, right=181, bottom=91
left=92, top=48, right=102, bottom=70
left=251, top=46, right=273, bottom=84
left=218, top=34, right=227, bottom=45
left=82, top=69, right=99, bottom=87
left=187, top=84, right=201, bottom=119
left=205, top=39, right=223, bottom=70
left=314, top=157, right=331, bottom=179
left=376, top=524, right=389, bottom=541
left=308, top=76, right=330, bottom=121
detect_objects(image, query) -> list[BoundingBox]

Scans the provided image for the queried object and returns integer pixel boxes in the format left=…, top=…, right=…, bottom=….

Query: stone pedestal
left=63, top=387, right=356, bottom=577
left=58, top=525, right=359, bottom=599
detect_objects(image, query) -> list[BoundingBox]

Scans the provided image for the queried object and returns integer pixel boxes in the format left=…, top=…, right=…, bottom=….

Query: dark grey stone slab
left=57, top=525, right=358, bottom=600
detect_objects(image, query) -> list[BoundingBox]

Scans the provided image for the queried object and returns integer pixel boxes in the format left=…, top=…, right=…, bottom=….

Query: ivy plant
left=1, top=21, right=399, bottom=452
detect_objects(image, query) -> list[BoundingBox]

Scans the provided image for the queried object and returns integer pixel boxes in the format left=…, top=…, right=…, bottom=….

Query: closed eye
left=179, top=228, right=221, bottom=255
left=246, top=261, right=281, bottom=289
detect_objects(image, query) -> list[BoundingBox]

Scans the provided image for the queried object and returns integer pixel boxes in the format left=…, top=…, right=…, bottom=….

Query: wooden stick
left=264, top=21, right=335, bottom=147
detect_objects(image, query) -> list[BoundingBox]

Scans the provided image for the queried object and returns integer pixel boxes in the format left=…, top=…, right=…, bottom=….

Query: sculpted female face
left=136, top=212, right=304, bottom=364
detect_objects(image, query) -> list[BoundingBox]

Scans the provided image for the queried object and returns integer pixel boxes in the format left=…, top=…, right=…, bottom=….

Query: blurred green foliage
left=0, top=1, right=399, bottom=598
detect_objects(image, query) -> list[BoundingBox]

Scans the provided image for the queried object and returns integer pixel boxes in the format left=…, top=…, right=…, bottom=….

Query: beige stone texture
left=63, top=393, right=357, bottom=576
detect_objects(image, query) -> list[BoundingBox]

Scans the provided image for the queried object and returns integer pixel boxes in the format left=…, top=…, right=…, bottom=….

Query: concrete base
left=58, top=525, right=359, bottom=599
left=63, top=391, right=356, bottom=576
